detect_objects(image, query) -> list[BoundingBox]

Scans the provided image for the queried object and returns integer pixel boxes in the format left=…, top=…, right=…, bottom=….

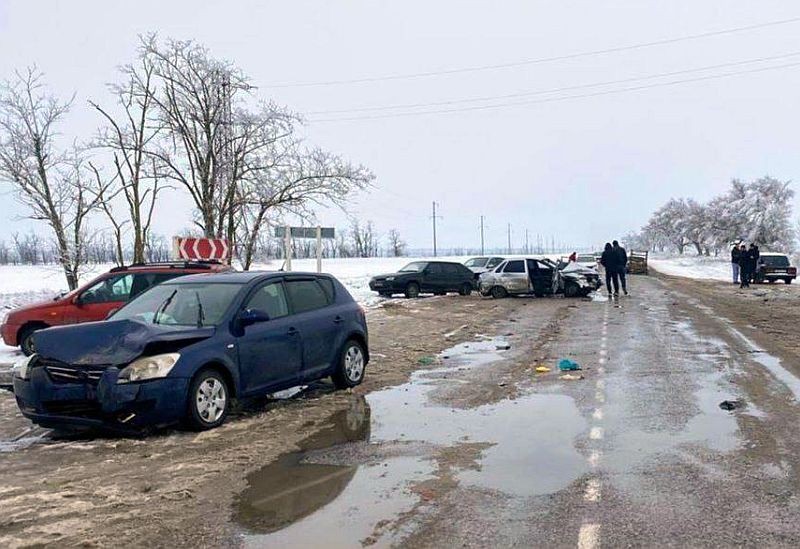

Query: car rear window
left=286, top=279, right=330, bottom=314
left=762, top=255, right=790, bottom=267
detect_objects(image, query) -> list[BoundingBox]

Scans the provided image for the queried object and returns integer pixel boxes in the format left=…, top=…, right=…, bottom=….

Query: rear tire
left=333, top=339, right=367, bottom=389
left=186, top=368, right=230, bottom=431
left=405, top=282, right=420, bottom=299
left=18, top=325, right=42, bottom=357
left=490, top=286, right=507, bottom=299
left=786, top=278, right=794, bottom=284
left=459, top=283, right=472, bottom=296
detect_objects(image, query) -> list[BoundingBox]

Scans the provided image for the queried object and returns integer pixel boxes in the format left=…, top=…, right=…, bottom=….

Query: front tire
left=333, top=340, right=367, bottom=389
left=564, top=282, right=579, bottom=298
left=490, top=285, right=507, bottom=299
left=186, top=369, right=230, bottom=431
left=18, top=325, right=42, bottom=357
left=405, top=282, right=420, bottom=299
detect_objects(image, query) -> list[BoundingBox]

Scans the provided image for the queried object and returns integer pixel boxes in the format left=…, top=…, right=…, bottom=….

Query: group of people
left=731, top=242, right=760, bottom=288
left=599, top=240, right=629, bottom=296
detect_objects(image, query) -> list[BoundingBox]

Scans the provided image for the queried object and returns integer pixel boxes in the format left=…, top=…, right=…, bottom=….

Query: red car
left=1, top=261, right=231, bottom=355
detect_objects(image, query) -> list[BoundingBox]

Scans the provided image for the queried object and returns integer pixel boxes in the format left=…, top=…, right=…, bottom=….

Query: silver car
left=479, top=257, right=596, bottom=299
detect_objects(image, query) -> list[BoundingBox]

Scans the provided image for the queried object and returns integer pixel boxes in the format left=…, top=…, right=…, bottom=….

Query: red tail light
left=788, top=267, right=797, bottom=275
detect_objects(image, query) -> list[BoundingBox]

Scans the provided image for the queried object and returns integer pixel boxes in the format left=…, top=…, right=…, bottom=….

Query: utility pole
left=507, top=223, right=512, bottom=254
left=480, top=215, right=485, bottom=255
left=431, top=201, right=442, bottom=257
left=525, top=229, right=529, bottom=254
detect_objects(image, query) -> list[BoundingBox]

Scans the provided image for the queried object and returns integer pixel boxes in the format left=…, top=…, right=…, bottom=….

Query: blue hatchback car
left=12, top=271, right=369, bottom=432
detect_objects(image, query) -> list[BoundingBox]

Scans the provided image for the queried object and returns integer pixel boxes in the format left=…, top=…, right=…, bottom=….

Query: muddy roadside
left=653, top=271, right=800, bottom=365
left=0, top=294, right=565, bottom=548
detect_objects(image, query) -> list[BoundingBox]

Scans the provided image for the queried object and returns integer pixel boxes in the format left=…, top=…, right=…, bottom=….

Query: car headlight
left=118, top=353, right=180, bottom=383
left=13, top=354, right=36, bottom=380
left=386, top=276, right=395, bottom=281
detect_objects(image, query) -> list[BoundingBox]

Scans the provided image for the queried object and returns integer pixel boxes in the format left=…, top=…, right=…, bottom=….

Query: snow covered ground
left=649, top=255, right=732, bottom=281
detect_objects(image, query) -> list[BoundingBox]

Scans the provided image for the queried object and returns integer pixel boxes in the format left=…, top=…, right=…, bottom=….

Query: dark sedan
left=12, top=271, right=369, bottom=433
left=369, top=261, right=476, bottom=298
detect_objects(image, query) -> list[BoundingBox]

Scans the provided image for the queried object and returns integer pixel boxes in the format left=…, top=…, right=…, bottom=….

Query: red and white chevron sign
left=173, top=237, right=230, bottom=261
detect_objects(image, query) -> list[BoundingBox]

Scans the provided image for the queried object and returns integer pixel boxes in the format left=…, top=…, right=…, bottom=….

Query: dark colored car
left=12, top=271, right=369, bottom=433
left=755, top=253, right=796, bottom=284
left=1, top=261, right=232, bottom=356
left=369, top=261, right=476, bottom=298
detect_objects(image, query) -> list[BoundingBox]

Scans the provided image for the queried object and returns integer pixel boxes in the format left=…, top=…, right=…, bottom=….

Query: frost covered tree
left=387, top=229, right=406, bottom=256
left=641, top=176, right=795, bottom=255
left=0, top=69, right=109, bottom=289
left=90, top=43, right=167, bottom=264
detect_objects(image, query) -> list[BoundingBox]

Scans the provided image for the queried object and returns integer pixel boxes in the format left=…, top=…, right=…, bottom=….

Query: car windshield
left=399, top=262, right=427, bottom=272
left=762, top=255, right=790, bottom=267
left=464, top=258, right=488, bottom=268
left=111, top=283, right=242, bottom=327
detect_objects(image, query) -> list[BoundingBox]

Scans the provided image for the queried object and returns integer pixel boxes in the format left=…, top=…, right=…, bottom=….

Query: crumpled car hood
left=34, top=319, right=216, bottom=365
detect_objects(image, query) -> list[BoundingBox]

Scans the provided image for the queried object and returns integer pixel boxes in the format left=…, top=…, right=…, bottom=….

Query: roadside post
left=274, top=226, right=335, bottom=273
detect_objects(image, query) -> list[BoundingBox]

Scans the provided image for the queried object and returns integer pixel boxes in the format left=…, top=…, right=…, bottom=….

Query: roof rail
left=109, top=260, right=223, bottom=272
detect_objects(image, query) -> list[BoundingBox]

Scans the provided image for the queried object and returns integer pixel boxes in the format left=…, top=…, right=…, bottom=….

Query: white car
left=464, top=256, right=505, bottom=275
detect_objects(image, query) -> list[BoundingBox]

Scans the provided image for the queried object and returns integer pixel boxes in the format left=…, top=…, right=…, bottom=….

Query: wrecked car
left=12, top=271, right=369, bottom=433
left=479, top=258, right=598, bottom=299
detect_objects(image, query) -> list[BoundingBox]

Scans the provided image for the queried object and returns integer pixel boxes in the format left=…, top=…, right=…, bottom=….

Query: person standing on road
left=748, top=243, right=761, bottom=284
left=731, top=244, right=742, bottom=284
left=600, top=242, right=620, bottom=296
left=739, top=244, right=751, bottom=288
left=612, top=240, right=629, bottom=295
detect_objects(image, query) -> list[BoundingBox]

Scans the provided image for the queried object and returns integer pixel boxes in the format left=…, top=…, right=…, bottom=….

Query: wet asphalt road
left=238, top=274, right=800, bottom=548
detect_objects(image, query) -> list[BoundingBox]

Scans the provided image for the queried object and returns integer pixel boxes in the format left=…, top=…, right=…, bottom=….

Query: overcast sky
left=1, top=0, right=799, bottom=252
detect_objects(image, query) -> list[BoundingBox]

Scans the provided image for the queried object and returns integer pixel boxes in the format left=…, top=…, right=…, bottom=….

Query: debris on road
left=719, top=399, right=744, bottom=411
left=418, top=356, right=435, bottom=366
left=560, top=374, right=584, bottom=381
left=535, top=366, right=551, bottom=374
left=558, top=358, right=582, bottom=371
left=496, top=343, right=512, bottom=351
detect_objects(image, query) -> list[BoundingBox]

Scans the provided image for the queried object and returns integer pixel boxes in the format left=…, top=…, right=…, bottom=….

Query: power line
left=310, top=60, right=800, bottom=122
left=269, top=16, right=800, bottom=88
left=307, top=51, right=800, bottom=115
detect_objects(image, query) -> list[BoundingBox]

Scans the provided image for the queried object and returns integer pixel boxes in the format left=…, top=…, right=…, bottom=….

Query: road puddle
left=727, top=328, right=800, bottom=401
left=235, top=337, right=588, bottom=545
left=370, top=339, right=588, bottom=497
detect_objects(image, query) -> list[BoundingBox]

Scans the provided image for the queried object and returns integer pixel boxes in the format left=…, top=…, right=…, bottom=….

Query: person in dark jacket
left=600, top=242, right=619, bottom=296
left=748, top=243, right=760, bottom=284
left=612, top=240, right=628, bottom=295
left=731, top=244, right=741, bottom=284
left=738, top=244, right=751, bottom=288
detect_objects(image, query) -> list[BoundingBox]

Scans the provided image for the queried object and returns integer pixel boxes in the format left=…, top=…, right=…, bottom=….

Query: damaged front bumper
left=13, top=363, right=189, bottom=433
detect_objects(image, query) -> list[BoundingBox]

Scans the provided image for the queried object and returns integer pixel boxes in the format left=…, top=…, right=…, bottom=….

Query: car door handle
left=334, top=316, right=344, bottom=324
left=287, top=327, right=299, bottom=336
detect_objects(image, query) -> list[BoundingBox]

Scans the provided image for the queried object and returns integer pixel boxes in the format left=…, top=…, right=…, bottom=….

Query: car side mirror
left=238, top=308, right=270, bottom=327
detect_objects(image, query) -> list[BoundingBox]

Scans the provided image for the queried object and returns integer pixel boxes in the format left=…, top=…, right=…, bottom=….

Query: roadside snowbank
left=649, top=255, right=731, bottom=281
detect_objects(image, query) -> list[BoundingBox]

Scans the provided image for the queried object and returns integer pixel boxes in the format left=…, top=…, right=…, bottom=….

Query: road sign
left=172, top=237, right=230, bottom=261
left=274, top=227, right=335, bottom=239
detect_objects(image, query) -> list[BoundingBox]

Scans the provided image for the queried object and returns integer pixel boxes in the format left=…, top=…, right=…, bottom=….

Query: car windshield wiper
left=195, top=291, right=205, bottom=328
left=153, top=289, right=178, bottom=325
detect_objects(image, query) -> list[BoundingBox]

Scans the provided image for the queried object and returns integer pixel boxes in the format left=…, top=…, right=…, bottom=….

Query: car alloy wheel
left=333, top=340, right=367, bottom=389
left=344, top=345, right=365, bottom=383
